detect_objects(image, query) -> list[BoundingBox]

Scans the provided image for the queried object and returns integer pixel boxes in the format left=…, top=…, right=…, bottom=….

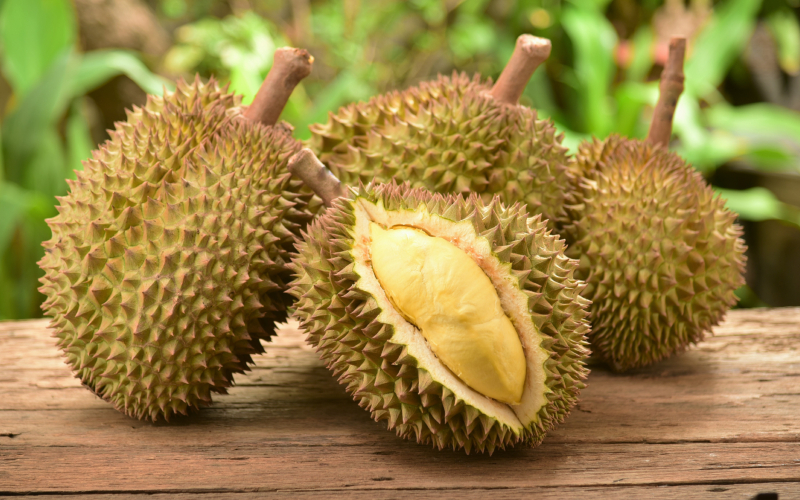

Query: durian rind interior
left=355, top=199, right=548, bottom=426
left=289, top=183, right=590, bottom=453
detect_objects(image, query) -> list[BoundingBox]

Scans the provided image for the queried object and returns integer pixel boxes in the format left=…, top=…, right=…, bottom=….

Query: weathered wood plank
left=1, top=308, right=799, bottom=495
left=2, top=482, right=796, bottom=500
left=2, top=442, right=799, bottom=492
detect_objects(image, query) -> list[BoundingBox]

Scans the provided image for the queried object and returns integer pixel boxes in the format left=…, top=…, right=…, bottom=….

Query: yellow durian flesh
left=369, top=222, right=527, bottom=405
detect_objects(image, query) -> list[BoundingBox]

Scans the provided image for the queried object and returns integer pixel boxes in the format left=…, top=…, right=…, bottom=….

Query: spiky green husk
left=38, top=78, right=315, bottom=420
left=289, top=182, right=590, bottom=454
left=559, top=135, right=747, bottom=372
left=308, top=72, right=572, bottom=226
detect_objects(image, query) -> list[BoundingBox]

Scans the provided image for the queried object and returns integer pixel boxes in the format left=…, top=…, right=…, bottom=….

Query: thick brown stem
left=243, top=47, right=314, bottom=126
left=647, top=37, right=686, bottom=148
left=287, top=149, right=349, bottom=207
left=490, top=35, right=551, bottom=106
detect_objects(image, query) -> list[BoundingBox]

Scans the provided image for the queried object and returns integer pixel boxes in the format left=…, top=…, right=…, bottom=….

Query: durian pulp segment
left=369, top=223, right=526, bottom=405
left=351, top=199, right=550, bottom=430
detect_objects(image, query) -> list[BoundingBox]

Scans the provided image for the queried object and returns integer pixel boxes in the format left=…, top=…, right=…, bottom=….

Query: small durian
left=38, top=48, right=318, bottom=420
left=558, top=38, right=747, bottom=372
left=309, top=35, right=571, bottom=226
left=287, top=150, right=590, bottom=454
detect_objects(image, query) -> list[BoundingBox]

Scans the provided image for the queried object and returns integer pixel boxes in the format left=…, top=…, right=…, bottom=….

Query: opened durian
left=38, top=48, right=317, bottom=420
left=309, top=35, right=571, bottom=226
left=288, top=150, right=590, bottom=453
left=558, top=38, right=747, bottom=372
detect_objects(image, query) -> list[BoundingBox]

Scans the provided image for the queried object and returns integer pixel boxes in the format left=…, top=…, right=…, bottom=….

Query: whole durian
left=558, top=38, right=747, bottom=372
left=38, top=49, right=317, bottom=420
left=287, top=150, right=590, bottom=454
left=309, top=35, right=571, bottom=226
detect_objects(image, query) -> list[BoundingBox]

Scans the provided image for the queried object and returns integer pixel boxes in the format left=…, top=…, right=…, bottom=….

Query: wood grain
left=1, top=308, right=799, bottom=497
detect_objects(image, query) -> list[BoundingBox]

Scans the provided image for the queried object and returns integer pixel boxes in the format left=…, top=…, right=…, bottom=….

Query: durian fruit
left=308, top=35, right=572, bottom=226
left=558, top=38, right=747, bottom=372
left=38, top=48, right=317, bottom=420
left=287, top=149, right=590, bottom=454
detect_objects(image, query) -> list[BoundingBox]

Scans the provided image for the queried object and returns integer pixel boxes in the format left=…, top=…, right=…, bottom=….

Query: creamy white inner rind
left=350, top=198, right=550, bottom=431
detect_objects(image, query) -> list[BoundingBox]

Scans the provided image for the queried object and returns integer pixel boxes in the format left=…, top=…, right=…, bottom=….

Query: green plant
left=548, top=0, right=800, bottom=228
left=0, top=0, right=169, bottom=319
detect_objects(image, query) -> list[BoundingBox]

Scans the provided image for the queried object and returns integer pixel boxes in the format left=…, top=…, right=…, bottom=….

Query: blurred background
left=1, top=0, right=799, bottom=320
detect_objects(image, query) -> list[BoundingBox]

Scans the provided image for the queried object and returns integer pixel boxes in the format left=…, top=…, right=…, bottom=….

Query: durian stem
left=490, top=35, right=551, bottom=106
left=244, top=47, right=314, bottom=127
left=288, top=148, right=349, bottom=206
left=646, top=37, right=686, bottom=148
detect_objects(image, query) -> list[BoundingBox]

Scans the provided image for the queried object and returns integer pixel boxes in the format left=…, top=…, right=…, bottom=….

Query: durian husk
left=308, top=73, right=572, bottom=226
left=558, top=135, right=747, bottom=372
left=289, top=182, right=590, bottom=454
left=38, top=78, right=316, bottom=420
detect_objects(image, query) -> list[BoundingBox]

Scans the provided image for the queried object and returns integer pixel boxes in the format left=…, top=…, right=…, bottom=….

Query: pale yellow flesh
left=369, top=223, right=527, bottom=405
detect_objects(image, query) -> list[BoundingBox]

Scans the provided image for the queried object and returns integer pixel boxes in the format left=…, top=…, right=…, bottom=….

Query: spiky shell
left=289, top=182, right=590, bottom=454
left=38, top=78, right=315, bottom=420
left=558, top=135, right=747, bottom=372
left=308, top=72, right=572, bottom=226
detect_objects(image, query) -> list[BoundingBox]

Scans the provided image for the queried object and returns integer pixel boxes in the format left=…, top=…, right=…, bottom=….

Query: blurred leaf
left=458, top=0, right=492, bottom=16
left=66, top=99, right=94, bottom=177
left=685, top=0, right=762, bottom=98
left=717, top=186, right=800, bottom=226
left=677, top=132, right=744, bottom=175
left=0, top=182, right=29, bottom=261
left=70, top=50, right=173, bottom=97
left=165, top=12, right=282, bottom=95
left=566, top=0, right=614, bottom=10
left=296, top=70, right=376, bottom=140
left=671, top=95, right=744, bottom=174
left=1, top=51, right=72, bottom=185
left=280, top=84, right=313, bottom=138
left=229, top=64, right=265, bottom=105
left=160, top=0, right=187, bottom=19
left=734, top=285, right=768, bottom=308
left=673, top=94, right=709, bottom=150
left=409, top=0, right=446, bottom=25
left=706, top=103, right=800, bottom=171
left=708, top=103, right=800, bottom=145
left=11, top=204, right=53, bottom=319
left=23, top=128, right=66, bottom=200
left=626, top=26, right=654, bottom=82
left=743, top=144, right=798, bottom=171
left=766, top=9, right=800, bottom=75
left=0, top=122, right=4, bottom=180
left=0, top=181, right=52, bottom=319
left=523, top=65, right=560, bottom=121
left=0, top=0, right=75, bottom=95
left=552, top=120, right=591, bottom=153
left=448, top=15, right=496, bottom=62
left=3, top=49, right=168, bottom=185
left=614, top=81, right=657, bottom=138
left=163, top=45, right=205, bottom=74
left=561, top=5, right=618, bottom=136
left=223, top=19, right=277, bottom=103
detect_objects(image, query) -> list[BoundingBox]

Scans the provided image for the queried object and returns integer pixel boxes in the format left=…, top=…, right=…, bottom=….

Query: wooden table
left=1, top=308, right=799, bottom=498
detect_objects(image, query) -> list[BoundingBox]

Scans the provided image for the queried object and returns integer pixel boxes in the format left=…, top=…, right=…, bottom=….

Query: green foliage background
left=1, top=0, right=799, bottom=319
